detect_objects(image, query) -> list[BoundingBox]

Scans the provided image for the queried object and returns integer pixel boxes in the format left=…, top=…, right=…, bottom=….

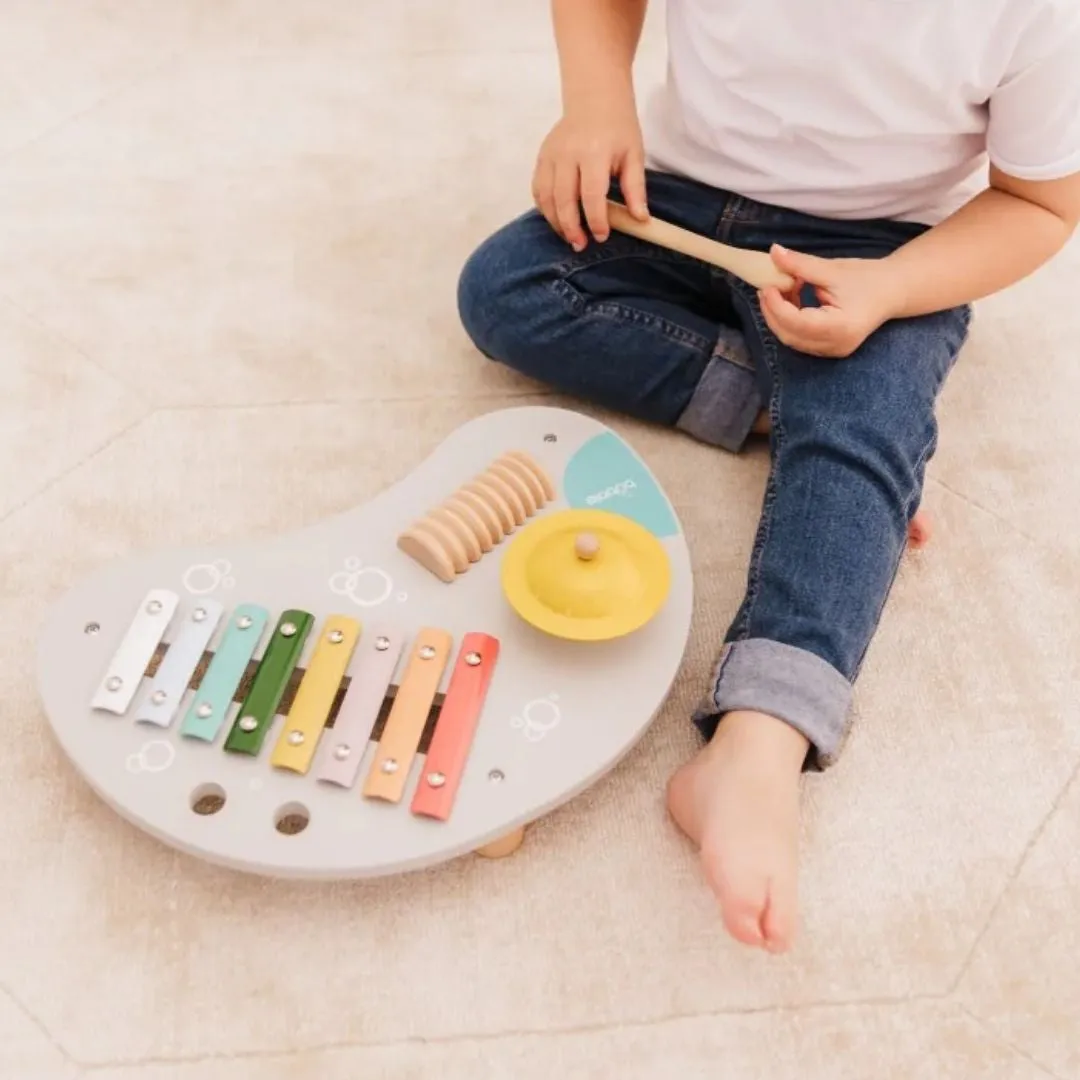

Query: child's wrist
left=875, top=253, right=917, bottom=321
left=562, top=82, right=636, bottom=121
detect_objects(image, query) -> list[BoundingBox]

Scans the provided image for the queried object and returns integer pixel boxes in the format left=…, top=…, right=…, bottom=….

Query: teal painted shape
left=180, top=604, right=269, bottom=742
left=563, top=432, right=678, bottom=538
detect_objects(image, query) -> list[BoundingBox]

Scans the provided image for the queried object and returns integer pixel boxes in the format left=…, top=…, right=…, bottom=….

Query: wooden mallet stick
left=606, top=200, right=795, bottom=291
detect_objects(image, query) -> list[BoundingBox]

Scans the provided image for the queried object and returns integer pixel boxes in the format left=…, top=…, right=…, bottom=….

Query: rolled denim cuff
left=692, top=638, right=853, bottom=769
left=676, top=326, right=761, bottom=452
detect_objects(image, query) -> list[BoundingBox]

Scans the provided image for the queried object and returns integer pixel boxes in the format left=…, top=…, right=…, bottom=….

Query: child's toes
left=702, top=851, right=769, bottom=946
left=761, top=876, right=798, bottom=953
left=723, top=899, right=767, bottom=947
left=908, top=510, right=932, bottom=548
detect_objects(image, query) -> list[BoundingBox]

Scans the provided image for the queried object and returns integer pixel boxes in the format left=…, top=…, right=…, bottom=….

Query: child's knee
left=457, top=234, right=505, bottom=356
left=456, top=214, right=555, bottom=362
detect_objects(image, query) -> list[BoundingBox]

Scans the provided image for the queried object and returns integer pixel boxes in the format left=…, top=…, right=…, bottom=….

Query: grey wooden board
left=35, top=406, right=694, bottom=878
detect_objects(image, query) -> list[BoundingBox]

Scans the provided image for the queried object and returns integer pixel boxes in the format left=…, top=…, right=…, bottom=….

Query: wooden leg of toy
left=475, top=826, right=526, bottom=859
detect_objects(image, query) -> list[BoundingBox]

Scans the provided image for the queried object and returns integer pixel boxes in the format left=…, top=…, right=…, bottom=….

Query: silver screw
left=192, top=607, right=207, bottom=622
left=280, top=622, right=297, bottom=637
left=84, top=622, right=100, bottom=636
left=287, top=730, right=304, bottom=746
left=488, top=769, right=505, bottom=783
left=375, top=636, right=390, bottom=651
left=333, top=744, right=350, bottom=761
left=465, top=651, right=482, bottom=667
left=328, top=629, right=345, bottom=644
left=427, top=772, right=447, bottom=788
left=195, top=702, right=213, bottom=719
left=146, top=599, right=163, bottom=615
left=239, top=716, right=258, bottom=732
left=236, top=615, right=253, bottom=630
left=380, top=758, right=399, bottom=774
left=105, top=676, right=123, bottom=692
left=151, top=690, right=167, bottom=705
left=419, top=645, right=436, bottom=660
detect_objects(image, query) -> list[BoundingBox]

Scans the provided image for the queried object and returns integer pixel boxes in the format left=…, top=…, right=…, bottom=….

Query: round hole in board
left=274, top=802, right=310, bottom=836
left=543, top=433, right=557, bottom=443
left=84, top=622, right=100, bottom=636
left=190, top=783, right=226, bottom=816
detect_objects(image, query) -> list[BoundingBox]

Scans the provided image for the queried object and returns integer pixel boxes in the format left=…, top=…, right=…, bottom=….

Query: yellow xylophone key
left=270, top=615, right=361, bottom=774
left=362, top=628, right=452, bottom=803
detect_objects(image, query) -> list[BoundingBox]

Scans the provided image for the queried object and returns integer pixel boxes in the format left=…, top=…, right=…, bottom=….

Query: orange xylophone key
left=362, top=628, right=452, bottom=803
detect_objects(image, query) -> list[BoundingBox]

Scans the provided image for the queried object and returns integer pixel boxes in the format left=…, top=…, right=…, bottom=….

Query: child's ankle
left=717, top=709, right=810, bottom=770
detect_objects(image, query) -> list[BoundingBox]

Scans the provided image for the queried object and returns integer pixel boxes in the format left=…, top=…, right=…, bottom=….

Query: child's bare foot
left=752, top=410, right=932, bottom=548
left=666, top=710, right=808, bottom=952
left=906, top=510, right=932, bottom=549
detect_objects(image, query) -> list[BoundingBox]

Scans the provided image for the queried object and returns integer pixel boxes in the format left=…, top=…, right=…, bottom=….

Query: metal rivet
left=105, top=676, right=123, bottom=692
left=192, top=607, right=207, bottom=622
left=327, top=629, right=345, bottom=644
left=287, top=730, right=304, bottom=746
left=427, top=772, right=446, bottom=788
left=146, top=599, right=163, bottom=615
left=236, top=615, right=253, bottom=630
left=419, top=645, right=436, bottom=660
left=488, top=769, right=505, bottom=783
left=543, top=433, right=557, bottom=443
left=239, top=716, right=258, bottom=732
left=333, top=744, right=351, bottom=761
left=465, top=651, right=482, bottom=667
left=375, top=636, right=390, bottom=651
left=84, top=622, right=100, bottom=636
left=381, top=759, right=399, bottom=774
left=151, top=690, right=167, bottom=705
left=195, top=702, right=213, bottom=719
left=280, top=622, right=297, bottom=637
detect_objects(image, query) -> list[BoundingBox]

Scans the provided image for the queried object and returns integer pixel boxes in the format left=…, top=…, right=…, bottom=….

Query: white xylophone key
left=135, top=599, right=224, bottom=728
left=90, top=589, right=180, bottom=716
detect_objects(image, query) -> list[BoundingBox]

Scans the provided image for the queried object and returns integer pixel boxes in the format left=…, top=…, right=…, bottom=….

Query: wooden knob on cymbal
left=574, top=532, right=600, bottom=561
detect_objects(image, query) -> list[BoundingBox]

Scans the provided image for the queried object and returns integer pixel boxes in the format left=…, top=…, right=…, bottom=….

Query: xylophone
left=36, top=406, right=694, bottom=879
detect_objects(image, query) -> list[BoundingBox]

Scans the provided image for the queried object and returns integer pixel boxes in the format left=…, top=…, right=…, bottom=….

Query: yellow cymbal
left=500, top=509, right=671, bottom=641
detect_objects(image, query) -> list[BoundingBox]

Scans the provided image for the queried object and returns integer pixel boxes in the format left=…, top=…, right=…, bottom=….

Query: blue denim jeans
left=456, top=170, right=970, bottom=767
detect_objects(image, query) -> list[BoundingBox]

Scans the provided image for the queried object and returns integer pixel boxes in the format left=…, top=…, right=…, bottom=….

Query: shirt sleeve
left=987, top=2, right=1080, bottom=181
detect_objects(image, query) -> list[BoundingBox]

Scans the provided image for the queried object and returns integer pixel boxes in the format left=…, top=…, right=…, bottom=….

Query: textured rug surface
left=1, top=4, right=1077, bottom=1078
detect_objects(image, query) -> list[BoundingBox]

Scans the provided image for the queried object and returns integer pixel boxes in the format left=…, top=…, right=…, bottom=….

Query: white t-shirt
left=641, top=0, right=1080, bottom=223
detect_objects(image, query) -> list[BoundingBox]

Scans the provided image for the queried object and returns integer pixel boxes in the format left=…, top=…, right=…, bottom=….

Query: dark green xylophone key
left=224, top=609, right=313, bottom=756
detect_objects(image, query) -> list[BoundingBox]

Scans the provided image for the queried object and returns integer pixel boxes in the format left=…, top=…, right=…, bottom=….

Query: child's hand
left=532, top=100, right=649, bottom=252
left=757, top=245, right=906, bottom=358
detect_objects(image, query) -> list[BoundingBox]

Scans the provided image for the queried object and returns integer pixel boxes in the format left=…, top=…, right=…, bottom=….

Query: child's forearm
left=552, top=0, right=647, bottom=114
left=884, top=173, right=1080, bottom=318
left=762, top=168, right=1080, bottom=357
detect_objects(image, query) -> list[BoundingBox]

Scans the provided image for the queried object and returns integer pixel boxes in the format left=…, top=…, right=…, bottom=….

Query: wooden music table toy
left=36, top=406, right=693, bottom=878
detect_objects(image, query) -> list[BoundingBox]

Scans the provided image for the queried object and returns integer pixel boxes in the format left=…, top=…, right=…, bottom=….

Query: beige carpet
left=2, top=3, right=1078, bottom=1078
